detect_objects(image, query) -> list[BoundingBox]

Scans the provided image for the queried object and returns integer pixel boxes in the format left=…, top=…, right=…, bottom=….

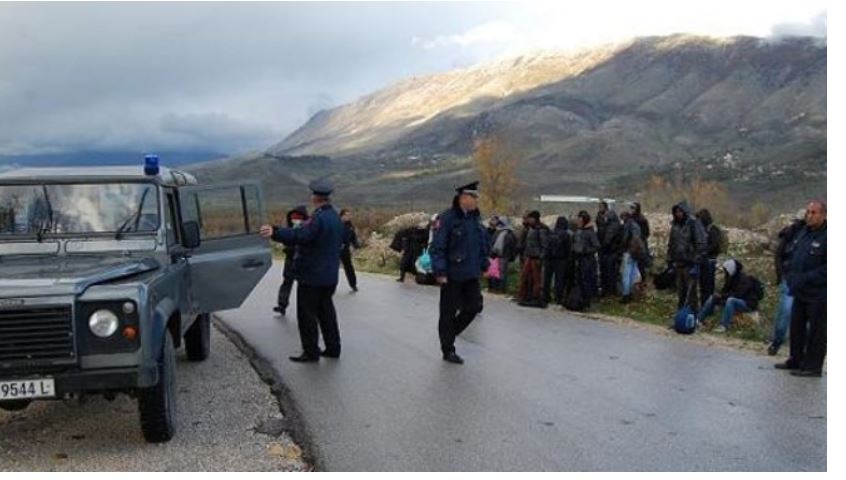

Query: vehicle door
left=176, top=183, right=271, bottom=313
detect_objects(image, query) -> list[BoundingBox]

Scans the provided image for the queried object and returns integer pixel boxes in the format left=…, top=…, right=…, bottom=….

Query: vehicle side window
left=243, top=185, right=263, bottom=233
left=182, top=187, right=248, bottom=239
left=165, top=191, right=179, bottom=246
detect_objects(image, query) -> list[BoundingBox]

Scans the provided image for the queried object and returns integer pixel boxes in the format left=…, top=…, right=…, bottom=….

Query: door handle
left=242, top=258, right=265, bottom=269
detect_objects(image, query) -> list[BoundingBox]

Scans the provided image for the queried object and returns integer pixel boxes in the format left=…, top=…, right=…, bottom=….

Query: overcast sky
left=0, top=1, right=828, bottom=157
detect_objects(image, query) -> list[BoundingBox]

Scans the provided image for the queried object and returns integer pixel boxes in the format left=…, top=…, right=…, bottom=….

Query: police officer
left=260, top=179, right=344, bottom=363
left=775, top=199, right=827, bottom=377
left=430, top=181, right=490, bottom=364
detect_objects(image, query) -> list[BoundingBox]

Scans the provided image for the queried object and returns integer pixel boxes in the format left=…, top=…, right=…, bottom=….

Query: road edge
left=212, top=316, right=323, bottom=471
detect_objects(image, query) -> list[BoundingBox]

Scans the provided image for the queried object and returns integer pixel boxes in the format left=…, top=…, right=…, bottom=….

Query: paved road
left=0, top=327, right=307, bottom=472
left=216, top=266, right=826, bottom=471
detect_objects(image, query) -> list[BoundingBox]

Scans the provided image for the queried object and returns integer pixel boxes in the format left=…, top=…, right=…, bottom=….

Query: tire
left=184, top=313, right=211, bottom=362
left=0, top=400, right=31, bottom=412
left=138, top=332, right=177, bottom=443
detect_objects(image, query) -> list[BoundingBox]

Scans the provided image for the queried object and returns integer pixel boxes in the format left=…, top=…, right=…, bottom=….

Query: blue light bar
left=144, top=154, right=160, bottom=176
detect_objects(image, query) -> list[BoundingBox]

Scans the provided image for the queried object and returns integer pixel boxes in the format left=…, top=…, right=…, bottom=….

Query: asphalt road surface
left=0, top=327, right=307, bottom=472
left=216, top=266, right=826, bottom=472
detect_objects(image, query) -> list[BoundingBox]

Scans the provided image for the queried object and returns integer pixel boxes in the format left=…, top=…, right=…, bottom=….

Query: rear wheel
left=184, top=313, right=211, bottom=362
left=0, top=400, right=31, bottom=412
left=138, top=332, right=177, bottom=443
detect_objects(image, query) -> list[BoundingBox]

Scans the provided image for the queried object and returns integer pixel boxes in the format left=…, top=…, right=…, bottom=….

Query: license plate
left=0, top=378, right=55, bottom=400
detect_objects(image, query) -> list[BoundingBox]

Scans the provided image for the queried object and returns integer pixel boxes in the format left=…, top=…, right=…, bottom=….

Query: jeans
left=621, top=253, right=639, bottom=296
left=771, top=280, right=794, bottom=348
left=698, top=295, right=752, bottom=328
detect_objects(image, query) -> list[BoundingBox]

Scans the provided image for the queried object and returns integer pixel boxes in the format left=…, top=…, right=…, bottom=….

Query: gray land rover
left=0, top=163, right=271, bottom=442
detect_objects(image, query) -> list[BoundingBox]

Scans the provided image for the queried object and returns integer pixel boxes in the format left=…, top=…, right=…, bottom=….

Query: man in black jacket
left=696, top=258, right=760, bottom=333
left=768, top=218, right=805, bottom=355
left=542, top=216, right=572, bottom=306
left=597, top=205, right=623, bottom=297
left=667, top=201, right=708, bottom=312
left=776, top=200, right=827, bottom=377
left=339, top=209, right=361, bottom=292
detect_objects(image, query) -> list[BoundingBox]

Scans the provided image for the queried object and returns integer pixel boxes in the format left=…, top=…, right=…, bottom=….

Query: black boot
left=289, top=353, right=319, bottom=363
left=442, top=352, right=464, bottom=364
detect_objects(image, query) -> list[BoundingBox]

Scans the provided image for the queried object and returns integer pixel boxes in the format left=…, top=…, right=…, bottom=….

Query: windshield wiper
left=115, top=187, right=151, bottom=239
left=35, top=185, right=55, bottom=243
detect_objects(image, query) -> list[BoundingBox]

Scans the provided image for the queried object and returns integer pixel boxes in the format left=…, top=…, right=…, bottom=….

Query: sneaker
left=273, top=306, right=286, bottom=315
left=712, top=325, right=727, bottom=333
left=767, top=343, right=780, bottom=356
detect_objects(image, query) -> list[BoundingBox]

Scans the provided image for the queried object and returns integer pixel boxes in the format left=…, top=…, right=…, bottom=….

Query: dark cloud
left=0, top=2, right=498, bottom=156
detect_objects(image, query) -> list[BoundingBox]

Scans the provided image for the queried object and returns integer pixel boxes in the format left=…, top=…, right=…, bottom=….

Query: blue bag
left=673, top=282, right=697, bottom=334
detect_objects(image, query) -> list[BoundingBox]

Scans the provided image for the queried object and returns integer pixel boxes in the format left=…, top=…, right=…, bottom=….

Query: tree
left=473, top=136, right=521, bottom=215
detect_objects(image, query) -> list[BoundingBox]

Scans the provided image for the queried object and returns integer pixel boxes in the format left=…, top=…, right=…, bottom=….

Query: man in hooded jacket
left=667, top=201, right=708, bottom=313
left=696, top=258, right=760, bottom=333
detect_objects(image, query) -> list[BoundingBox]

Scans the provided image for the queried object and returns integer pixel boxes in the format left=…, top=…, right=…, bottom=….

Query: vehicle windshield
left=0, top=182, right=159, bottom=237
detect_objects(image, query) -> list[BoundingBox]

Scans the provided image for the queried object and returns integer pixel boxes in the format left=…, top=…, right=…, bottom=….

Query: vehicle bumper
left=1, top=365, right=158, bottom=398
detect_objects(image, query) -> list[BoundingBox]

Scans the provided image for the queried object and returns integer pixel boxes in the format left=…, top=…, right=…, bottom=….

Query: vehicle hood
left=0, top=255, right=160, bottom=297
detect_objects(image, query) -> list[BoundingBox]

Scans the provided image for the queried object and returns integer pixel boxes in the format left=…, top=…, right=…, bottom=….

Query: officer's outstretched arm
left=273, top=217, right=322, bottom=245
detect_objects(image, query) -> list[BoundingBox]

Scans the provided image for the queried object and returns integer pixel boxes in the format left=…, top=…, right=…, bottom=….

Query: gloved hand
left=688, top=265, right=700, bottom=278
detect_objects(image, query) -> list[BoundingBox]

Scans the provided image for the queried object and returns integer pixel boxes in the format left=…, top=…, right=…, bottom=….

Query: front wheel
left=138, top=332, right=177, bottom=443
left=184, top=313, right=211, bottom=362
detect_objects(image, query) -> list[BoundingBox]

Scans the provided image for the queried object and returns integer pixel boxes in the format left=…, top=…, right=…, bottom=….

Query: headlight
left=89, top=309, right=119, bottom=338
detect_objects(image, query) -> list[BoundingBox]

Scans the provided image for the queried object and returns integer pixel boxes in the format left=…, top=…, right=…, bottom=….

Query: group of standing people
left=495, top=201, right=651, bottom=311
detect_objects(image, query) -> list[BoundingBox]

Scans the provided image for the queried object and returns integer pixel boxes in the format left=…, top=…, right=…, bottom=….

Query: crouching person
left=697, top=259, right=762, bottom=333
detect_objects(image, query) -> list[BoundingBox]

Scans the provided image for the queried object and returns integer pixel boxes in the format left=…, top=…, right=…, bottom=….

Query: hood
left=672, top=201, right=692, bottom=222
left=554, top=216, right=570, bottom=231
left=722, top=258, right=744, bottom=277
left=605, top=210, right=619, bottom=223
left=286, top=205, right=310, bottom=226
left=0, top=255, right=160, bottom=297
left=697, top=209, right=713, bottom=227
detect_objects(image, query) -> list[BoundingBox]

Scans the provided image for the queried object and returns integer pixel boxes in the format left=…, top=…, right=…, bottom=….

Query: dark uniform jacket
left=272, top=203, right=344, bottom=287
left=341, top=221, right=360, bottom=254
left=430, top=204, right=490, bottom=282
left=784, top=222, right=826, bottom=302
left=667, top=201, right=707, bottom=266
left=774, top=220, right=805, bottom=285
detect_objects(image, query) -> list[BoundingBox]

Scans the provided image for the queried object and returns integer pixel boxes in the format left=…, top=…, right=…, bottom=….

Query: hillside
left=191, top=34, right=827, bottom=212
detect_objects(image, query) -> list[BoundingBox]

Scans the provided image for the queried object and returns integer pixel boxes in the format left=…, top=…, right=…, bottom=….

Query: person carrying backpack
left=619, top=211, right=645, bottom=303
left=542, top=216, right=572, bottom=306
left=696, top=258, right=763, bottom=333
left=517, top=211, right=550, bottom=307
left=667, top=201, right=708, bottom=313
left=696, top=208, right=726, bottom=303
left=571, top=211, right=600, bottom=308
left=487, top=216, right=518, bottom=293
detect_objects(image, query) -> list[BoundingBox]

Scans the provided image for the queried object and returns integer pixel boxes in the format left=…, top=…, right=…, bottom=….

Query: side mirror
left=181, top=221, right=201, bottom=249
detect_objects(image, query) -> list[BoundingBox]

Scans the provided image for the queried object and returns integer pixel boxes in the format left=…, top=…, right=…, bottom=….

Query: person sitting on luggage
left=696, top=258, right=762, bottom=333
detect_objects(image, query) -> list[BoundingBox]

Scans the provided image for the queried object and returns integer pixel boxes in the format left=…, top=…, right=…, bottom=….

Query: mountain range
left=192, top=34, right=827, bottom=213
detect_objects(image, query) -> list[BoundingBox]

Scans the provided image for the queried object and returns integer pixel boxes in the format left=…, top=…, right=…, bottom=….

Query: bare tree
left=473, top=135, right=522, bottom=215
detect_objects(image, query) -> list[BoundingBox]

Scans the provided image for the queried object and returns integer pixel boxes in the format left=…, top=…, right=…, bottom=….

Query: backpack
left=548, top=230, right=572, bottom=258
left=673, top=282, right=697, bottom=334
left=653, top=264, right=676, bottom=290
left=565, top=283, right=587, bottom=311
